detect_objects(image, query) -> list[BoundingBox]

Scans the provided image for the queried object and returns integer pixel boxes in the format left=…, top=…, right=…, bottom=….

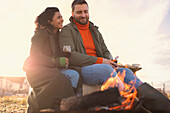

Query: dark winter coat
left=59, top=17, right=112, bottom=74
left=23, top=27, right=75, bottom=111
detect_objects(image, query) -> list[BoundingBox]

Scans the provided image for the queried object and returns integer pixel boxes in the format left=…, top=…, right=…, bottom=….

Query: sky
left=0, top=0, right=170, bottom=89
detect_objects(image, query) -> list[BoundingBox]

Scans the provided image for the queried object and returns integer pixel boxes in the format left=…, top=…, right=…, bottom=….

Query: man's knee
left=98, top=64, right=115, bottom=80
left=117, top=68, right=133, bottom=75
left=100, top=64, right=113, bottom=73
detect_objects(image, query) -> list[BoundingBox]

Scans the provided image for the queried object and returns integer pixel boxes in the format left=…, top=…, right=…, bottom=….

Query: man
left=59, top=0, right=142, bottom=92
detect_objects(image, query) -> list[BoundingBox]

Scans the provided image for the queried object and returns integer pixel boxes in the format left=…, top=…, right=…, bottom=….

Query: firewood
left=60, top=87, right=121, bottom=111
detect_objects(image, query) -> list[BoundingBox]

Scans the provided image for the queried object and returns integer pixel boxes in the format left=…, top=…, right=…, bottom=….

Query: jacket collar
left=46, top=27, right=59, bottom=35
left=69, top=16, right=101, bottom=54
left=69, top=16, right=99, bottom=30
left=35, top=27, right=58, bottom=36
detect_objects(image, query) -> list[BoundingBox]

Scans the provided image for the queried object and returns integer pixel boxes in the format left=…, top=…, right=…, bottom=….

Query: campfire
left=99, top=70, right=138, bottom=111
left=40, top=69, right=170, bottom=113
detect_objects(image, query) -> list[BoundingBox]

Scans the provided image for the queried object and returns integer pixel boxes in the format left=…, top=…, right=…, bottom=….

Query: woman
left=23, top=7, right=79, bottom=112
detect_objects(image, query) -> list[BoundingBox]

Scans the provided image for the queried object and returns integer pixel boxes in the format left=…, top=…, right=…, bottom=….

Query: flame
left=101, top=69, right=137, bottom=110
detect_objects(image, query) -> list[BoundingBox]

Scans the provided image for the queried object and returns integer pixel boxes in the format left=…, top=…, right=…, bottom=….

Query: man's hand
left=102, top=58, right=118, bottom=68
left=110, top=60, right=118, bottom=69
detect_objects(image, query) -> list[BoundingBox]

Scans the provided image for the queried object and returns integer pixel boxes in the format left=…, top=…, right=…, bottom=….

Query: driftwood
left=60, top=87, right=121, bottom=111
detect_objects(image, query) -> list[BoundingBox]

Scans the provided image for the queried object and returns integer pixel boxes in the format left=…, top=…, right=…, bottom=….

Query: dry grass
left=0, top=96, right=27, bottom=113
left=0, top=94, right=169, bottom=113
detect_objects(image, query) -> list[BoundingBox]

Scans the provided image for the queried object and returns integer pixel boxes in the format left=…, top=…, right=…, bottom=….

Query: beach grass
left=0, top=96, right=27, bottom=113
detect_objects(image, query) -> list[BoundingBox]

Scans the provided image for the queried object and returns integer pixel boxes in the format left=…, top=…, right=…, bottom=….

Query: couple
left=23, top=0, right=142, bottom=112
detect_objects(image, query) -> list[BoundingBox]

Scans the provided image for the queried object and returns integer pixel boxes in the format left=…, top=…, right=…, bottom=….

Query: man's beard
left=74, top=17, right=89, bottom=25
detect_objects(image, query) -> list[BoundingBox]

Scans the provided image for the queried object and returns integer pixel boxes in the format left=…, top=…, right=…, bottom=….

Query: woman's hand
left=65, top=58, right=69, bottom=68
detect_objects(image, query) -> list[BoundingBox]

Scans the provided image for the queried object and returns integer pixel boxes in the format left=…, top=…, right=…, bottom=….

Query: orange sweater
left=73, top=19, right=103, bottom=64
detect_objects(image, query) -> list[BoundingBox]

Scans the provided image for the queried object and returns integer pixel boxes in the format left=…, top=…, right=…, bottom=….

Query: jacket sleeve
left=23, top=54, right=63, bottom=71
left=23, top=30, right=63, bottom=71
left=59, top=26, right=98, bottom=67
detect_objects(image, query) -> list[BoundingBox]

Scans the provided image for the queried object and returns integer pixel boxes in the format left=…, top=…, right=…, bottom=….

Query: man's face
left=72, top=4, right=89, bottom=25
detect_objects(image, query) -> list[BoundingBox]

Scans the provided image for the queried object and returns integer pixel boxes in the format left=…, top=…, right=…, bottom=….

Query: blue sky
left=0, top=0, right=170, bottom=89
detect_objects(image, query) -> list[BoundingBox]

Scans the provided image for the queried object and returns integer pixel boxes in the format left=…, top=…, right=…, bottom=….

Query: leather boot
left=137, top=83, right=170, bottom=113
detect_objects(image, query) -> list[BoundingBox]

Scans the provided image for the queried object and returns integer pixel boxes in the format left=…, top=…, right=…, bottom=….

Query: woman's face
left=50, top=12, right=64, bottom=30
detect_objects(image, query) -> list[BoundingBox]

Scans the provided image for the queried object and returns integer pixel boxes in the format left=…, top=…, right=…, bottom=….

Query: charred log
left=60, top=87, right=121, bottom=111
left=40, top=109, right=151, bottom=113
left=40, top=83, right=170, bottom=113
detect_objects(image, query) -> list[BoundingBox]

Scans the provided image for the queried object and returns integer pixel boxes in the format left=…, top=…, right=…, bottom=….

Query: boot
left=137, top=83, right=170, bottom=113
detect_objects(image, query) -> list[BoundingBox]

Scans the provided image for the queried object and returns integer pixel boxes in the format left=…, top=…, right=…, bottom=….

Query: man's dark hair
left=71, top=0, right=88, bottom=12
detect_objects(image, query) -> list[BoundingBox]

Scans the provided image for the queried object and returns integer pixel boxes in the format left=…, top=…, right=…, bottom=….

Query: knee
left=71, top=70, right=80, bottom=80
left=104, top=64, right=113, bottom=71
left=117, top=68, right=134, bottom=75
left=100, top=64, right=114, bottom=77
left=63, top=70, right=80, bottom=81
left=125, top=68, right=133, bottom=73
left=102, top=64, right=113, bottom=72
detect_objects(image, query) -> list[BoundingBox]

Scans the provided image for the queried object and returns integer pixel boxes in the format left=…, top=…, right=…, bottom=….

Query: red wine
left=62, top=51, right=71, bottom=58
left=62, top=46, right=71, bottom=58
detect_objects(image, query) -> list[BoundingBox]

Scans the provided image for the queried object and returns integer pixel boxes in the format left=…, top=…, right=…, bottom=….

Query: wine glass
left=62, top=45, right=71, bottom=68
left=62, top=45, right=71, bottom=58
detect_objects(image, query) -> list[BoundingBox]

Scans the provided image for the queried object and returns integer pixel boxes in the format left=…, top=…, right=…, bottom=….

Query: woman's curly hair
left=35, top=7, right=59, bottom=31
